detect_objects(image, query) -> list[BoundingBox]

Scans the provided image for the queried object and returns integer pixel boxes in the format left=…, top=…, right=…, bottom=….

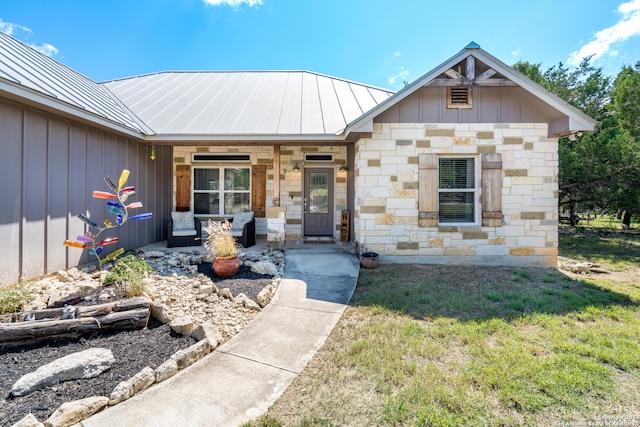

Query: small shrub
left=0, top=282, right=33, bottom=314
left=104, top=254, right=151, bottom=297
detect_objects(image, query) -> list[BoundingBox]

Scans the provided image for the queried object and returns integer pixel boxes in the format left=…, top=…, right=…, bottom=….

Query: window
left=193, top=167, right=250, bottom=216
left=418, top=153, right=502, bottom=228
left=438, top=158, right=476, bottom=223
left=447, top=86, right=472, bottom=109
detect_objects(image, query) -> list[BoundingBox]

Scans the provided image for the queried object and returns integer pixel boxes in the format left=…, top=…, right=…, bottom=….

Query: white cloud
left=388, top=66, right=409, bottom=85
left=0, top=19, right=31, bottom=36
left=394, top=51, right=401, bottom=57
left=32, top=42, right=59, bottom=57
left=568, top=0, right=640, bottom=65
left=0, top=18, right=59, bottom=57
left=511, top=46, right=522, bottom=57
left=203, top=0, right=264, bottom=7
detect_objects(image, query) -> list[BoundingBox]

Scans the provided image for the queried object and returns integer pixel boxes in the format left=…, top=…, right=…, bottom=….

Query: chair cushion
left=172, top=211, right=195, bottom=230
left=231, top=211, right=254, bottom=231
left=171, top=229, right=198, bottom=237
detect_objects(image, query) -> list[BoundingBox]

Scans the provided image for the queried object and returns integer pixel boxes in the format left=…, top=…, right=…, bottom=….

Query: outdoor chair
left=229, top=211, right=255, bottom=248
left=167, top=211, right=202, bottom=248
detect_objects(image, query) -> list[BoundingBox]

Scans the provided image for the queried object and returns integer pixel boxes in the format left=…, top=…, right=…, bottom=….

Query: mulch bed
left=0, top=264, right=275, bottom=426
left=0, top=320, right=195, bottom=426
left=197, top=263, right=274, bottom=301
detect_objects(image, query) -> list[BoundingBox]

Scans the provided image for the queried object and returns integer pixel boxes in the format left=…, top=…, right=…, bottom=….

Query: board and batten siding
left=374, top=86, right=550, bottom=126
left=0, top=99, right=172, bottom=284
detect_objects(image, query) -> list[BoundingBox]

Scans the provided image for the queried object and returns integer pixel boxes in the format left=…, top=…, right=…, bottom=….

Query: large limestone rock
left=108, top=367, right=155, bottom=405
left=44, top=396, right=108, bottom=427
left=154, top=359, right=179, bottom=383
left=171, top=339, right=214, bottom=369
left=250, top=261, right=279, bottom=276
left=170, top=316, right=195, bottom=336
left=11, top=348, right=115, bottom=397
left=11, top=413, right=44, bottom=427
left=235, top=293, right=261, bottom=311
left=257, top=285, right=275, bottom=308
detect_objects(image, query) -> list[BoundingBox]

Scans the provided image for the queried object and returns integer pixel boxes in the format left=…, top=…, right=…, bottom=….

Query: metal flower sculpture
left=63, top=169, right=152, bottom=269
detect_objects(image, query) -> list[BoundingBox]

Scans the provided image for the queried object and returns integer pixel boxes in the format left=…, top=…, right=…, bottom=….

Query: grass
left=245, top=230, right=640, bottom=427
left=104, top=254, right=151, bottom=297
left=0, top=282, right=32, bottom=314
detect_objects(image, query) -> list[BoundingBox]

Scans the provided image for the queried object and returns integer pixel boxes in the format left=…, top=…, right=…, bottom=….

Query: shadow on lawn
left=351, top=264, right=637, bottom=322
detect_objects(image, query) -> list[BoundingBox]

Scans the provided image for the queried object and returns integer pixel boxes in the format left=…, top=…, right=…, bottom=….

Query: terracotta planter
left=213, top=255, right=240, bottom=278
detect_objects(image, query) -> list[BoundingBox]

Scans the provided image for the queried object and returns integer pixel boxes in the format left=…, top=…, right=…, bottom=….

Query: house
left=0, top=32, right=596, bottom=283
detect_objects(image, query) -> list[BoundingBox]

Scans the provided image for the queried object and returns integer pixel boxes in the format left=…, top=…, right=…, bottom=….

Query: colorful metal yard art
left=63, top=169, right=152, bottom=269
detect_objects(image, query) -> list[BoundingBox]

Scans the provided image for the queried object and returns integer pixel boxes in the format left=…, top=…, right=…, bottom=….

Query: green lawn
left=247, top=231, right=640, bottom=427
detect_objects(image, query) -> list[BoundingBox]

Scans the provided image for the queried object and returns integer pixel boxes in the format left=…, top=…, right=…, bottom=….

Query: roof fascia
left=344, top=44, right=597, bottom=138
left=0, top=78, right=146, bottom=139
left=145, top=133, right=352, bottom=144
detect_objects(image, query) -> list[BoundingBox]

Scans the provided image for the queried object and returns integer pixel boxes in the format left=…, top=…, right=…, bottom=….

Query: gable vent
left=192, top=154, right=250, bottom=162
left=447, top=87, right=472, bottom=109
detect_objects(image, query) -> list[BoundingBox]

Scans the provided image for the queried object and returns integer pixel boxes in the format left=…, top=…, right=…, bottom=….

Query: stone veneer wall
left=173, top=146, right=347, bottom=241
left=354, top=123, right=559, bottom=266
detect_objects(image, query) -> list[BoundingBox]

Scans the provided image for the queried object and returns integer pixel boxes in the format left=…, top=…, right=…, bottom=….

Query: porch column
left=266, top=207, right=286, bottom=248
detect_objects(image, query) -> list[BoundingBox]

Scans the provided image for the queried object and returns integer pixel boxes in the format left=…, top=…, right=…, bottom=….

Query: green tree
left=610, top=62, right=640, bottom=226
left=514, top=58, right=640, bottom=226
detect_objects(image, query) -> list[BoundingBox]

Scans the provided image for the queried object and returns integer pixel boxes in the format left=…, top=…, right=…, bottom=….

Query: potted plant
left=203, top=220, right=240, bottom=277
left=359, top=245, right=379, bottom=269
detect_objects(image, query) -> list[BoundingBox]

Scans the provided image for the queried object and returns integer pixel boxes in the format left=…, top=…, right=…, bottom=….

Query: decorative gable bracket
left=429, top=56, right=517, bottom=87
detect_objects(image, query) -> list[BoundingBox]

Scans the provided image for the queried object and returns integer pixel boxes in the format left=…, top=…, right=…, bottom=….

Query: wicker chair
left=229, top=211, right=255, bottom=248
left=167, top=211, right=202, bottom=248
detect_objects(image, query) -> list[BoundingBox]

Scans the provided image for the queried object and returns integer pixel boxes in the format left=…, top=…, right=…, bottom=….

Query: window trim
left=192, top=164, right=252, bottom=217
left=437, top=156, right=479, bottom=226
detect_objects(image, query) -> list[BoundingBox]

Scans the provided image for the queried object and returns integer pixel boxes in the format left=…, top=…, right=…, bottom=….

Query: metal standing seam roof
left=102, top=71, right=394, bottom=137
left=0, top=31, right=146, bottom=133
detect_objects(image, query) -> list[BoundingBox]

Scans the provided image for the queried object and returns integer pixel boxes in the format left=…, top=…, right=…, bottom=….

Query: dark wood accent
left=252, top=165, right=267, bottom=218
left=175, top=165, right=191, bottom=211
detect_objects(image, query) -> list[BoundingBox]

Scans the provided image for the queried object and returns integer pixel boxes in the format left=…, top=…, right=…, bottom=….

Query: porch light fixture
left=339, top=165, right=348, bottom=172
left=293, top=162, right=301, bottom=173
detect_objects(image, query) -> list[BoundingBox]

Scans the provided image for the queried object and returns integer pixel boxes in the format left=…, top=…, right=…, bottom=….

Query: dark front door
left=304, top=168, right=334, bottom=236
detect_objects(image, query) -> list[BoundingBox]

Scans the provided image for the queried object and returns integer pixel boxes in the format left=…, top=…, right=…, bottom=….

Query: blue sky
left=1, top=0, right=639, bottom=90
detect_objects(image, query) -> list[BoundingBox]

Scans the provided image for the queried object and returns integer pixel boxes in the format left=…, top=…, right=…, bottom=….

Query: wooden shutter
left=418, top=153, right=438, bottom=227
left=481, top=152, right=502, bottom=227
left=175, top=165, right=191, bottom=212
left=252, top=165, right=267, bottom=218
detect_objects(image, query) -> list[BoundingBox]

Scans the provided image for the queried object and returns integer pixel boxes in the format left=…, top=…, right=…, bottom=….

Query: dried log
left=0, top=299, right=150, bottom=348
left=75, top=297, right=150, bottom=318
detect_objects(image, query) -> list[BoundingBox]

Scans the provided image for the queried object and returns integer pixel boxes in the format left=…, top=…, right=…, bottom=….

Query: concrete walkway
left=82, top=241, right=360, bottom=427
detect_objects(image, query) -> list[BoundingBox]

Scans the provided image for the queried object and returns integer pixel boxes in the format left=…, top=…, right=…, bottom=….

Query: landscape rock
left=190, top=321, right=223, bottom=344
left=235, top=293, right=261, bottom=311
left=44, top=396, right=108, bottom=427
left=11, top=348, right=115, bottom=397
left=150, top=300, right=174, bottom=323
left=170, top=316, right=195, bottom=336
left=219, top=288, right=233, bottom=300
left=11, top=413, right=43, bottom=427
left=108, top=367, right=155, bottom=405
left=250, top=261, right=279, bottom=276
left=257, top=285, right=275, bottom=308
left=171, top=339, right=214, bottom=369
left=154, top=359, right=179, bottom=382
left=142, top=250, right=165, bottom=258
